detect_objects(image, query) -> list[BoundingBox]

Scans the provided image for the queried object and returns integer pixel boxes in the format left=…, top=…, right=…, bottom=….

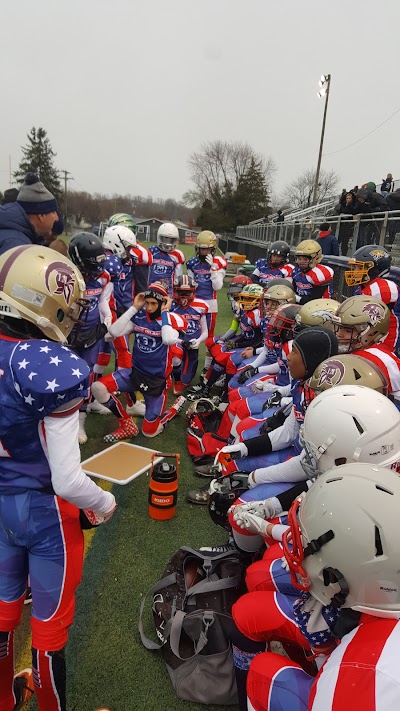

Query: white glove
left=82, top=501, right=117, bottom=526
left=103, top=316, right=112, bottom=330
left=235, top=498, right=283, bottom=520
left=281, top=556, right=290, bottom=572
left=220, top=442, right=248, bottom=460
left=261, top=381, right=278, bottom=393
left=205, top=254, right=214, bottom=267
left=233, top=511, right=269, bottom=536
left=189, top=338, right=201, bottom=350
left=251, top=379, right=265, bottom=393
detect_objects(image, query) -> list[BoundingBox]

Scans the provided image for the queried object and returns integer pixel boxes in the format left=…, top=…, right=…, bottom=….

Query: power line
left=324, top=105, right=400, bottom=156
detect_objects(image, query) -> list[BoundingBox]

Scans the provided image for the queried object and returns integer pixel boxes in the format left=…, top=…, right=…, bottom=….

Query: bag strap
left=138, top=572, right=177, bottom=650
left=169, top=609, right=216, bottom=660
left=186, top=574, right=239, bottom=598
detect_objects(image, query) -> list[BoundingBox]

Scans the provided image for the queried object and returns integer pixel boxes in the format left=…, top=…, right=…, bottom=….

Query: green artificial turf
left=22, top=242, right=240, bottom=710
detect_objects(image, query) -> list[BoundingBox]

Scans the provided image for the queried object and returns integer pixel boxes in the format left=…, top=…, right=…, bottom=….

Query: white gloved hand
left=82, top=500, right=117, bottom=527
left=103, top=316, right=113, bottom=330
left=233, top=511, right=269, bottom=536
left=251, top=379, right=265, bottom=393
left=261, top=381, right=278, bottom=393
left=281, top=556, right=290, bottom=572
left=189, top=338, right=201, bottom=350
left=235, top=498, right=283, bottom=520
left=220, top=442, right=248, bottom=460
left=205, top=254, right=214, bottom=267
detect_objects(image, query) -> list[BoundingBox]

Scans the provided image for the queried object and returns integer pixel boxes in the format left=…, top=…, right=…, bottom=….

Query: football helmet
left=300, top=384, right=400, bottom=480
left=173, top=275, right=196, bottom=307
left=333, top=295, right=390, bottom=352
left=227, top=275, right=252, bottom=302
left=157, top=222, right=179, bottom=252
left=185, top=397, right=219, bottom=425
left=108, top=213, right=137, bottom=233
left=237, top=283, right=264, bottom=311
left=208, top=472, right=249, bottom=531
left=294, top=240, right=322, bottom=270
left=264, top=303, right=301, bottom=347
left=305, top=353, right=388, bottom=408
left=294, top=298, right=340, bottom=335
left=345, top=244, right=391, bottom=287
left=103, top=225, right=137, bottom=260
left=0, top=245, right=88, bottom=344
left=263, top=283, right=296, bottom=317
left=195, top=230, right=218, bottom=260
left=283, top=463, right=400, bottom=617
left=68, top=233, right=106, bottom=277
left=267, top=240, right=290, bottom=266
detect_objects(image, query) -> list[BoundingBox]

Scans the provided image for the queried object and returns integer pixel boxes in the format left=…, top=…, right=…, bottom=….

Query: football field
left=16, top=242, right=239, bottom=710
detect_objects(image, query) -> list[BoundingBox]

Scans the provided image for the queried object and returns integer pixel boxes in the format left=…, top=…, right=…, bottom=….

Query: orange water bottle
left=148, top=453, right=180, bottom=520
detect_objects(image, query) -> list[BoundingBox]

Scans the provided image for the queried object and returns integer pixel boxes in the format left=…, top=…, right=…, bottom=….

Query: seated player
left=92, top=282, right=187, bottom=439
left=0, top=246, right=116, bottom=711
left=344, top=244, right=399, bottom=351
left=292, top=240, right=334, bottom=303
left=148, top=222, right=185, bottom=296
left=171, top=275, right=208, bottom=393
left=250, top=241, right=294, bottom=286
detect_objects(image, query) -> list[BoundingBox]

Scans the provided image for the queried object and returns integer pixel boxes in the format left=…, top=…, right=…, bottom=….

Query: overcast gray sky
left=1, top=0, right=399, bottom=203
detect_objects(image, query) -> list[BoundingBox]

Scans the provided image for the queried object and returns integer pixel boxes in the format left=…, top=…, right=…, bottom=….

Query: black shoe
left=199, top=541, right=236, bottom=553
left=13, top=669, right=34, bottom=710
left=186, top=485, right=210, bottom=505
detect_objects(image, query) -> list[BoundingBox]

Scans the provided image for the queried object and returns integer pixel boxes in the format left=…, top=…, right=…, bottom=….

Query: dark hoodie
left=0, top=202, right=42, bottom=256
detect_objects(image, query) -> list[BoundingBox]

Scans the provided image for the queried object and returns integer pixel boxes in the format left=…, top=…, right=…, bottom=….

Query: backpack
left=138, top=546, right=245, bottom=705
left=186, top=408, right=229, bottom=461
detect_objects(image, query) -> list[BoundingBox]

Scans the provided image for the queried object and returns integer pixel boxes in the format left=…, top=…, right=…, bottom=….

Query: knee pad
left=91, top=380, right=110, bottom=403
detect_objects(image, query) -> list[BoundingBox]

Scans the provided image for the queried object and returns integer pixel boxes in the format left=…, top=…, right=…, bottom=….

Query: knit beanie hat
left=294, top=326, right=338, bottom=380
left=17, top=173, right=58, bottom=215
left=144, top=282, right=169, bottom=302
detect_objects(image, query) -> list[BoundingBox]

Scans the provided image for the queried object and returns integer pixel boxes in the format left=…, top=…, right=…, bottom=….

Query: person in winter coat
left=0, top=174, right=58, bottom=255
left=315, top=223, right=339, bottom=256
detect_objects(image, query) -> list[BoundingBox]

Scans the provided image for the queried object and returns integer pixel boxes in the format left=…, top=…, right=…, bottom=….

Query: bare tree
left=282, top=168, right=339, bottom=211
left=185, top=140, right=276, bottom=207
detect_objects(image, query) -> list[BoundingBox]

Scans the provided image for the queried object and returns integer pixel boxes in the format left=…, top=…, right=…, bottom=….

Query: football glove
left=237, top=366, right=259, bottom=385
left=80, top=502, right=117, bottom=529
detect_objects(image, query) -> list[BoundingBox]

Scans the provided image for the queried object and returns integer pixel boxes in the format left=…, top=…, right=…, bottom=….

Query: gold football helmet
left=237, top=283, right=264, bottom=311
left=195, top=230, right=218, bottom=257
left=295, top=240, right=322, bottom=269
left=0, top=245, right=88, bottom=343
left=305, top=353, right=389, bottom=407
left=263, top=284, right=296, bottom=316
left=333, top=295, right=390, bottom=352
left=295, top=298, right=340, bottom=333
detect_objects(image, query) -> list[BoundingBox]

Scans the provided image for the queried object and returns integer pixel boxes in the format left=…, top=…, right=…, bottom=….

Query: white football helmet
left=300, top=385, right=400, bottom=479
left=283, top=463, right=400, bottom=618
left=103, top=225, right=137, bottom=258
left=157, top=223, right=179, bottom=252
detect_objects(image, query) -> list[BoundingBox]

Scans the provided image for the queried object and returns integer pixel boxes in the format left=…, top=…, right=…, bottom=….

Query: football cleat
left=103, top=418, right=139, bottom=443
left=13, top=669, right=34, bottom=710
left=170, top=396, right=187, bottom=415
left=199, top=541, right=237, bottom=554
left=173, top=380, right=186, bottom=395
left=87, top=400, right=112, bottom=415
left=125, top=400, right=146, bottom=417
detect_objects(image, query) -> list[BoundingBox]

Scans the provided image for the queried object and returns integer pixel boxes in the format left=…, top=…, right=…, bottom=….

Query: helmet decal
left=370, top=249, right=387, bottom=259
left=361, top=302, right=385, bottom=325
left=45, top=262, right=76, bottom=305
left=310, top=309, right=335, bottom=324
left=317, top=359, right=346, bottom=387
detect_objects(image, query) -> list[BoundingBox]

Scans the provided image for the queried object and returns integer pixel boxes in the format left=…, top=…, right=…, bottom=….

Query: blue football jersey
left=148, top=246, right=185, bottom=296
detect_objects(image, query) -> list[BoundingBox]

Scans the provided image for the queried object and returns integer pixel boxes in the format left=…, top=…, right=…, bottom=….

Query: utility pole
left=312, top=74, right=331, bottom=206
left=8, top=155, right=12, bottom=188
left=59, top=170, right=73, bottom=234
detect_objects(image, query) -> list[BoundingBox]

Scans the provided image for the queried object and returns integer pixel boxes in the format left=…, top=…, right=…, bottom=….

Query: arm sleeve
left=258, top=361, right=280, bottom=375
left=252, top=452, right=306, bottom=485
left=268, top=408, right=299, bottom=450
left=161, top=311, right=179, bottom=346
left=98, top=281, right=113, bottom=324
left=174, top=263, right=183, bottom=281
left=210, top=269, right=225, bottom=291
left=196, top=314, right=208, bottom=345
left=108, top=305, right=137, bottom=337
left=187, top=268, right=195, bottom=280
left=277, top=479, right=311, bottom=510
left=44, top=412, right=116, bottom=511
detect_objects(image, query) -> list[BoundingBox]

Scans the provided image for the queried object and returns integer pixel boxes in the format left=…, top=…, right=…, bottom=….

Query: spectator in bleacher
left=334, top=192, right=360, bottom=255
left=316, top=222, right=339, bottom=256
left=275, top=210, right=284, bottom=223
left=0, top=188, right=18, bottom=205
left=381, top=173, right=394, bottom=195
left=386, top=188, right=400, bottom=246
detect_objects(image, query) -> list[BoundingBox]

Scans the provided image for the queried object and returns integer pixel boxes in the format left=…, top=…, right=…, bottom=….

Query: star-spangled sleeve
left=10, top=340, right=90, bottom=419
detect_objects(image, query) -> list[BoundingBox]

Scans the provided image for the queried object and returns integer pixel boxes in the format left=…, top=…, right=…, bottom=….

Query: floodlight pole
left=312, top=74, right=331, bottom=206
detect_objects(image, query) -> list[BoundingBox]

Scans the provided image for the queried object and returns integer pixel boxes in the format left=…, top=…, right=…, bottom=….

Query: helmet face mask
left=237, top=284, right=263, bottom=311
left=0, top=246, right=88, bottom=344
left=333, top=296, right=390, bottom=353
left=173, top=275, right=196, bottom=307
left=228, top=276, right=252, bottom=303
left=268, top=240, right=290, bottom=267
left=265, top=304, right=301, bottom=347
left=345, top=245, right=391, bottom=287
left=157, top=223, right=179, bottom=253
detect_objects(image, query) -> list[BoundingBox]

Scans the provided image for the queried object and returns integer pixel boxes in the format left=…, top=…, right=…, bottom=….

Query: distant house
left=135, top=217, right=201, bottom=245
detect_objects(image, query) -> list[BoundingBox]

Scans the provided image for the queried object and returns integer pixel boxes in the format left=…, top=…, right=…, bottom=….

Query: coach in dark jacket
left=316, top=223, right=339, bottom=256
left=0, top=174, right=59, bottom=255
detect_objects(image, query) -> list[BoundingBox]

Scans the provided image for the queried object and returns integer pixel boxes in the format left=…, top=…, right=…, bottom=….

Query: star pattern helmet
left=304, top=353, right=388, bottom=408
left=294, top=298, right=340, bottom=335
left=108, top=213, right=137, bottom=233
left=227, top=275, right=252, bottom=302
left=264, top=303, right=301, bottom=346
left=300, top=384, right=399, bottom=480
left=173, top=274, right=196, bottom=307
left=0, top=245, right=88, bottom=343
left=237, top=283, right=264, bottom=311
left=195, top=230, right=218, bottom=259
left=282, top=463, right=400, bottom=617
left=263, top=283, right=296, bottom=317
left=267, top=240, right=290, bottom=265
left=68, top=232, right=107, bottom=277
left=333, top=295, right=390, bottom=352
left=157, top=222, right=179, bottom=252
left=345, top=244, right=392, bottom=287
left=208, top=472, right=250, bottom=531
left=103, top=225, right=137, bottom=260
left=295, top=240, right=322, bottom=270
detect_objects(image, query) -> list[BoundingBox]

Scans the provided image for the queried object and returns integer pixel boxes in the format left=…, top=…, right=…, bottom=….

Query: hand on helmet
left=161, top=297, right=172, bottom=312
left=133, top=292, right=146, bottom=310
